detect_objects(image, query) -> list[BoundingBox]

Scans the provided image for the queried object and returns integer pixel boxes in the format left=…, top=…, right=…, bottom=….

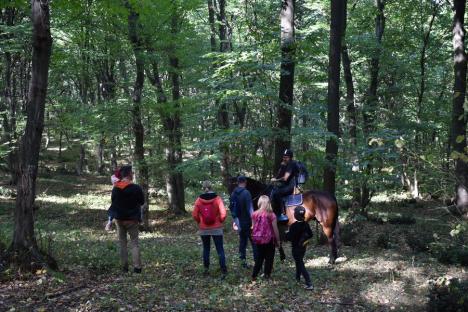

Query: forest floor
left=0, top=174, right=466, bottom=312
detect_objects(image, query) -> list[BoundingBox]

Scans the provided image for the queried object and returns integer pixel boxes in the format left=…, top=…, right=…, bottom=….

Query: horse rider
left=270, top=149, right=299, bottom=221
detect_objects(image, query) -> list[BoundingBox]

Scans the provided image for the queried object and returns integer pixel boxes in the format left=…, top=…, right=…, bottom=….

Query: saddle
left=283, top=187, right=303, bottom=207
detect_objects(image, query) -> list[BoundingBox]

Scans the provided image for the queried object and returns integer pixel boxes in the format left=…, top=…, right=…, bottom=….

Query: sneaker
left=133, top=267, right=142, bottom=274
left=304, top=284, right=314, bottom=290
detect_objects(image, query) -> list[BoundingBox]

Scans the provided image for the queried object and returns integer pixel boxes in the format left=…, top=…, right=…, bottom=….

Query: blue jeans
left=239, top=227, right=258, bottom=261
left=201, top=235, right=227, bottom=272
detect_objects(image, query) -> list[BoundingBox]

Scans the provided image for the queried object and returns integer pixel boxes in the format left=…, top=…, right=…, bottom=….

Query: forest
left=0, top=0, right=467, bottom=311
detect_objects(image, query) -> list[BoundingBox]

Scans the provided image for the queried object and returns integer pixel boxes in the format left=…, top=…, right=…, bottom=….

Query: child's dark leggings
left=252, top=242, right=275, bottom=278
left=292, top=247, right=311, bottom=286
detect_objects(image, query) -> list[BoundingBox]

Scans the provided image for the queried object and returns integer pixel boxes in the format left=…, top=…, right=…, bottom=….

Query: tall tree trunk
left=127, top=3, right=150, bottom=228
left=451, top=0, right=468, bottom=218
left=145, top=9, right=186, bottom=215
left=358, top=0, right=385, bottom=207
left=9, top=0, right=55, bottom=270
left=216, top=0, right=231, bottom=188
left=165, top=57, right=185, bottom=214
left=341, top=0, right=359, bottom=202
left=323, top=0, right=344, bottom=196
left=274, top=0, right=295, bottom=173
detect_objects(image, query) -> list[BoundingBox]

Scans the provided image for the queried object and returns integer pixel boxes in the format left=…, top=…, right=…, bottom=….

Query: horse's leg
left=323, top=226, right=337, bottom=264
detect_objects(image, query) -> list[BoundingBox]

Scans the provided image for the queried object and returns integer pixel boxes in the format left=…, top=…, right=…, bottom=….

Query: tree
left=451, top=0, right=468, bottom=218
left=126, top=2, right=150, bottom=228
left=164, top=7, right=186, bottom=215
left=323, top=0, right=344, bottom=196
left=274, top=0, right=295, bottom=172
left=9, top=0, right=55, bottom=270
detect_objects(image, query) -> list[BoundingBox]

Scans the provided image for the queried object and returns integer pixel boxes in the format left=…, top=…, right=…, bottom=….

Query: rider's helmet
left=283, top=149, right=293, bottom=158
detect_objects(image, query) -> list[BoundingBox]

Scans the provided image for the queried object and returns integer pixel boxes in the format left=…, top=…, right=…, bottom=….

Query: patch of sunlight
left=305, top=256, right=330, bottom=268
left=372, top=192, right=410, bottom=203
left=139, top=231, right=166, bottom=239
left=47, top=146, right=68, bottom=151
left=37, top=194, right=109, bottom=210
left=336, top=255, right=405, bottom=275
left=360, top=280, right=420, bottom=308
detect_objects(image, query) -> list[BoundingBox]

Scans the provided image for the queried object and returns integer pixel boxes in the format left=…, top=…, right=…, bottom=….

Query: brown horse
left=228, top=176, right=340, bottom=264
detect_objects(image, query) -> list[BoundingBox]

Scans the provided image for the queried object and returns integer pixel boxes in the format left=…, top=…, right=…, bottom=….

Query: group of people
left=105, top=149, right=313, bottom=290
left=192, top=175, right=313, bottom=289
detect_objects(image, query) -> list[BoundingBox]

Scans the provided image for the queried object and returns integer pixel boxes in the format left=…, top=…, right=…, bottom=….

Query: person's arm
left=136, top=185, right=145, bottom=206
left=218, top=197, right=227, bottom=223
left=271, top=214, right=280, bottom=246
left=192, top=200, right=200, bottom=223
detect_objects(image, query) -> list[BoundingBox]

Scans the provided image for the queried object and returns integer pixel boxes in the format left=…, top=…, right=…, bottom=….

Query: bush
left=388, top=214, right=416, bottom=225
left=405, top=231, right=433, bottom=252
left=427, top=277, right=468, bottom=312
left=340, top=223, right=358, bottom=246
left=375, top=233, right=390, bottom=249
left=430, top=242, right=468, bottom=266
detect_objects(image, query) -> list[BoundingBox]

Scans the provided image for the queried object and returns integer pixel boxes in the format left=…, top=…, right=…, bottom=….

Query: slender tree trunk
left=451, top=0, right=468, bottom=218
left=127, top=3, right=150, bottom=228
left=165, top=54, right=185, bottom=214
left=416, top=5, right=438, bottom=121
left=216, top=0, right=231, bottom=188
left=9, top=0, right=55, bottom=270
left=358, top=0, right=385, bottom=207
left=323, top=0, right=344, bottom=196
left=341, top=0, right=359, bottom=202
left=274, top=0, right=295, bottom=173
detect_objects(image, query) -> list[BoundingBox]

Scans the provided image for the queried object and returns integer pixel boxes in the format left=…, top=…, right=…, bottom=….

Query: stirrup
left=278, top=213, right=289, bottom=222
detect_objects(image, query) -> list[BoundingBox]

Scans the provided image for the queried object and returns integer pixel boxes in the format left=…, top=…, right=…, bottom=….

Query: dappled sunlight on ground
left=1, top=174, right=466, bottom=311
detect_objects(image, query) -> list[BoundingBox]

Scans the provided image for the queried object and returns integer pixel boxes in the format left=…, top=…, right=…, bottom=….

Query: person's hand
left=105, top=221, right=112, bottom=231
left=232, top=222, right=239, bottom=232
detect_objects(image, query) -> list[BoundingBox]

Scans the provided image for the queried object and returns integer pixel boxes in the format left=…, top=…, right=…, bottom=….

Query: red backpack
left=200, top=200, right=217, bottom=225
left=252, top=212, right=274, bottom=244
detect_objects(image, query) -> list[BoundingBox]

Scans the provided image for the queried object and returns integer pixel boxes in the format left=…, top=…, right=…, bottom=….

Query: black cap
left=283, top=149, right=293, bottom=158
left=294, top=206, right=306, bottom=221
left=237, top=175, right=247, bottom=183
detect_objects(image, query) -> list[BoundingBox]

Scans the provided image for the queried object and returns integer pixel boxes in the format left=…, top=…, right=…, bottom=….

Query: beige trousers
left=116, top=220, right=141, bottom=269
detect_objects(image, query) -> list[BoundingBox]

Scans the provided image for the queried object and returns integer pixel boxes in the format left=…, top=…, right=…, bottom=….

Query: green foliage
left=427, top=277, right=468, bottom=312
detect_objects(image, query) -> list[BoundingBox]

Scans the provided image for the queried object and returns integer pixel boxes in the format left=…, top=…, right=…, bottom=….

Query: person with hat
left=286, top=206, right=314, bottom=290
left=229, top=175, right=258, bottom=268
left=107, top=165, right=145, bottom=273
left=270, top=149, right=299, bottom=219
left=192, top=180, right=228, bottom=279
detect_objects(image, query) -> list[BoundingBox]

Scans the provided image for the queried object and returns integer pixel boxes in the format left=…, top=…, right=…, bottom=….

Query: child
left=251, top=195, right=280, bottom=280
left=286, top=206, right=313, bottom=290
left=105, top=168, right=121, bottom=231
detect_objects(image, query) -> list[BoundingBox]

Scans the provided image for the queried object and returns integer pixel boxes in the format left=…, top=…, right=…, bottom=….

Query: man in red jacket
left=192, top=181, right=227, bottom=278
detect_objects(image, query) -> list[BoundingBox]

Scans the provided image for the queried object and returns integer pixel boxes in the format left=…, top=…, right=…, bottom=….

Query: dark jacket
left=286, top=221, right=313, bottom=249
left=109, top=181, right=144, bottom=222
left=229, top=186, right=253, bottom=229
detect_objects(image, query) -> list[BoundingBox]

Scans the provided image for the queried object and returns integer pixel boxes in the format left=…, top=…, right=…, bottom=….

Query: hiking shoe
left=241, top=261, right=249, bottom=269
left=133, top=267, right=142, bottom=274
left=122, top=265, right=129, bottom=273
left=304, top=284, right=314, bottom=290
